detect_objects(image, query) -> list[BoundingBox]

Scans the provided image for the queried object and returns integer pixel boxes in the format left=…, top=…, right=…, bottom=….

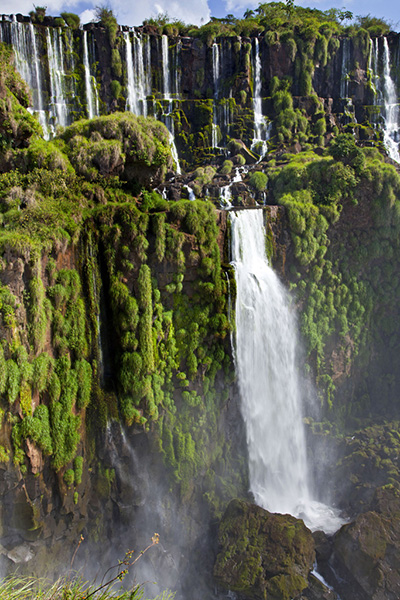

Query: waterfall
left=83, top=30, right=99, bottom=120
left=184, top=184, right=195, bottom=200
left=212, top=42, right=221, bottom=98
left=159, top=34, right=181, bottom=174
left=46, top=27, right=69, bottom=131
left=339, top=37, right=356, bottom=124
left=169, top=130, right=181, bottom=175
left=382, top=38, right=400, bottom=163
left=340, top=38, right=351, bottom=99
left=251, top=39, right=269, bottom=157
left=212, top=42, right=222, bottom=148
left=368, top=38, right=400, bottom=163
left=1, top=19, right=78, bottom=135
left=219, top=168, right=243, bottom=208
left=28, top=23, right=48, bottom=137
left=125, top=31, right=151, bottom=117
left=125, top=32, right=138, bottom=115
left=173, top=38, right=181, bottom=97
left=230, top=209, right=345, bottom=534
left=219, top=185, right=233, bottom=209
left=8, top=20, right=48, bottom=137
left=161, top=35, right=171, bottom=100
left=368, top=38, right=380, bottom=98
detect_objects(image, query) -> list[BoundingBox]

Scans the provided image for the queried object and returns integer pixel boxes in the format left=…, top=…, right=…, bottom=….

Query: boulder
left=331, top=487, right=400, bottom=600
left=214, top=499, right=315, bottom=600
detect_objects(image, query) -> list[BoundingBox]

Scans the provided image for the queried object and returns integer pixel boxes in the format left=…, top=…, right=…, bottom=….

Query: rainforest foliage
left=261, top=138, right=400, bottom=422
left=143, top=2, right=392, bottom=39
left=0, top=51, right=246, bottom=510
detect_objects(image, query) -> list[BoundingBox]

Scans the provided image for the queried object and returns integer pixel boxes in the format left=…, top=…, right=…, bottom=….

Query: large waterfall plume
left=230, top=209, right=344, bottom=534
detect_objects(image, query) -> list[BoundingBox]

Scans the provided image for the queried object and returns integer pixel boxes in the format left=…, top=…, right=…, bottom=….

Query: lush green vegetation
left=141, top=2, right=394, bottom=39
left=261, top=137, right=400, bottom=422
left=0, top=44, right=42, bottom=150
left=0, top=574, right=174, bottom=599
left=1, top=2, right=400, bottom=562
left=0, top=57, right=245, bottom=514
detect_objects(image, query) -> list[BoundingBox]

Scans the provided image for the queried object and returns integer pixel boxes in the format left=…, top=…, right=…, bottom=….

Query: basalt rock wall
left=2, top=15, right=400, bottom=169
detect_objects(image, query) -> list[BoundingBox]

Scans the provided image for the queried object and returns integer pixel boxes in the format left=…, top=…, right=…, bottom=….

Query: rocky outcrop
left=214, top=499, right=315, bottom=600
left=320, top=488, right=400, bottom=600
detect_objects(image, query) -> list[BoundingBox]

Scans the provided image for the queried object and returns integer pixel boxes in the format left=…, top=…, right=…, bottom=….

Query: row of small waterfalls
left=1, top=16, right=400, bottom=164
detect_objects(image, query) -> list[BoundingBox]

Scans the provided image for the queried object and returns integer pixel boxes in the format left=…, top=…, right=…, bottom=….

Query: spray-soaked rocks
left=213, top=499, right=315, bottom=600
left=327, top=486, right=400, bottom=600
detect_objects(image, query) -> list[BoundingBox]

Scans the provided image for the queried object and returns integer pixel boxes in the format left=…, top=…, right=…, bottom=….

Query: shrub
left=356, top=15, right=390, bottom=36
left=329, top=133, right=365, bottom=172
left=273, top=90, right=293, bottom=113
left=313, top=117, right=326, bottom=136
left=60, top=12, right=81, bottom=29
left=220, top=160, right=233, bottom=175
left=96, top=6, right=119, bottom=46
left=0, top=445, right=10, bottom=463
left=111, top=49, right=122, bottom=78
left=248, top=171, right=268, bottom=191
left=74, top=456, right=84, bottom=485
left=29, top=6, right=46, bottom=23
left=75, top=360, right=92, bottom=409
left=6, top=360, right=20, bottom=405
left=64, top=469, right=74, bottom=487
left=111, top=80, right=122, bottom=100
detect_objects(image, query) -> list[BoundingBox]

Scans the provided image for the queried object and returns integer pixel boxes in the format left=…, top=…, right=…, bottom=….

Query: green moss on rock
left=214, top=499, right=315, bottom=600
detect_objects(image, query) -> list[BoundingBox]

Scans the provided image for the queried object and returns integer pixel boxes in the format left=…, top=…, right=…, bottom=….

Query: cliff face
left=1, top=14, right=399, bottom=171
left=0, top=54, right=247, bottom=586
left=1, top=8, right=400, bottom=600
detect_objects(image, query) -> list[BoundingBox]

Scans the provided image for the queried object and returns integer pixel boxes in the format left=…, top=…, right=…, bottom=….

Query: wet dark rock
left=214, top=499, right=315, bottom=600
left=329, top=488, right=400, bottom=600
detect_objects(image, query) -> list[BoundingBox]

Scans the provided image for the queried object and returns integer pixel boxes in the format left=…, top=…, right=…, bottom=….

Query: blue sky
left=2, top=0, right=399, bottom=30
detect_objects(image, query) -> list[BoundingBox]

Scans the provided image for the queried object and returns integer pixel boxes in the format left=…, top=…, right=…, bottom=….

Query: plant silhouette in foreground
left=0, top=533, right=173, bottom=600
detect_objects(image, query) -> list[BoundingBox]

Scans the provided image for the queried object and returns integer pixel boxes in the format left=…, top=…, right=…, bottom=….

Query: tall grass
left=0, top=576, right=175, bottom=599
left=0, top=535, right=174, bottom=600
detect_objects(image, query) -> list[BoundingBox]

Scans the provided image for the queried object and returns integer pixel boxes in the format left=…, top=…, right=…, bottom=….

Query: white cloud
left=223, top=0, right=258, bottom=14
left=1, top=0, right=83, bottom=18
left=110, top=0, right=211, bottom=27
left=2, top=0, right=210, bottom=27
left=79, top=8, right=96, bottom=24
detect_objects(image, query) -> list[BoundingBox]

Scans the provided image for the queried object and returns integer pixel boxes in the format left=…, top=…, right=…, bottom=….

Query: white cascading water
left=251, top=39, right=269, bottom=157
left=381, top=38, right=400, bottom=163
left=231, top=209, right=345, bottom=534
left=160, top=34, right=181, bottom=174
left=184, top=184, right=196, bottom=201
left=161, top=34, right=171, bottom=100
left=125, top=31, right=151, bottom=117
left=83, top=30, right=99, bottom=120
left=212, top=42, right=221, bottom=148
left=219, top=168, right=243, bottom=208
left=125, top=31, right=138, bottom=115
left=46, top=27, right=69, bottom=130
left=173, top=38, right=181, bottom=98
left=340, top=38, right=350, bottom=99
left=219, top=185, right=233, bottom=209
left=8, top=20, right=49, bottom=137
left=339, top=37, right=355, bottom=123
left=368, top=38, right=380, bottom=98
